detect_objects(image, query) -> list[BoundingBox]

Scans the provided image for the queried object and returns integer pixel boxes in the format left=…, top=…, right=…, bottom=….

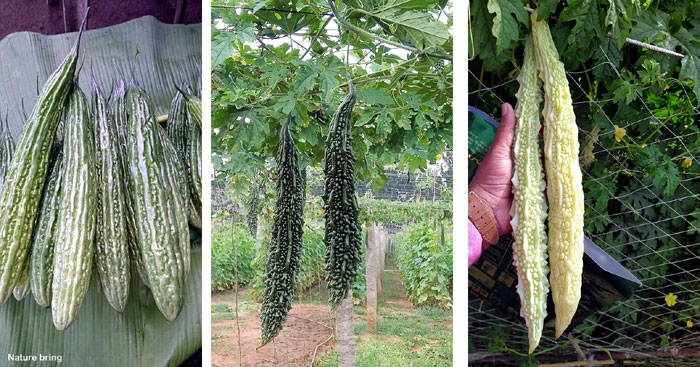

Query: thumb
left=491, top=103, right=516, bottom=153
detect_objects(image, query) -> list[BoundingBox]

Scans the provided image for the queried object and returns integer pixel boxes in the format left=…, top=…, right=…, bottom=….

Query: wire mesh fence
left=469, top=40, right=700, bottom=365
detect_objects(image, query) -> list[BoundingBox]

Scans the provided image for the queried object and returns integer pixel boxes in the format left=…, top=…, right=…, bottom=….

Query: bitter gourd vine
left=510, top=36, right=549, bottom=353
left=259, top=120, right=305, bottom=348
left=531, top=9, right=585, bottom=339
left=323, top=81, right=362, bottom=310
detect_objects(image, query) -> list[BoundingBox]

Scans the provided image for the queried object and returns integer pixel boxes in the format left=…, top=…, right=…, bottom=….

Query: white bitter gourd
left=531, top=9, right=585, bottom=339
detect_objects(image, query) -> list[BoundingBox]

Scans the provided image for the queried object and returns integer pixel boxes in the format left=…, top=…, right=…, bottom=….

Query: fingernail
left=502, top=103, right=508, bottom=116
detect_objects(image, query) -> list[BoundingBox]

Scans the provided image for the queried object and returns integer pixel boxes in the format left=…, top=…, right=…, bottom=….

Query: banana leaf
left=0, top=16, right=202, bottom=367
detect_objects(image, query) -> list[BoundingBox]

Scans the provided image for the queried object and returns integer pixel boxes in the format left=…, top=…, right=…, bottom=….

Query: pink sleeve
left=468, top=219, right=483, bottom=268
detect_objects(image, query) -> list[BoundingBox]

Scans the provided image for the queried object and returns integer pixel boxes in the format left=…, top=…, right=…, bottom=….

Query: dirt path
left=212, top=291, right=335, bottom=367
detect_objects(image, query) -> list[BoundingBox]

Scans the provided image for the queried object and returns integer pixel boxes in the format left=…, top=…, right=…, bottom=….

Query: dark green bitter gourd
left=92, top=80, right=130, bottom=313
left=0, top=25, right=83, bottom=303
left=247, top=182, right=260, bottom=237
left=52, top=87, right=97, bottom=330
left=113, top=80, right=149, bottom=288
left=126, top=86, right=189, bottom=322
left=323, top=81, right=362, bottom=310
left=30, top=151, right=64, bottom=308
left=259, top=120, right=304, bottom=348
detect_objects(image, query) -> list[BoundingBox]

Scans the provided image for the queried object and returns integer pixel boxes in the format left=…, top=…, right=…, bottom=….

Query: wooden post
left=336, top=291, right=357, bottom=367
left=365, top=223, right=379, bottom=331
left=377, top=228, right=388, bottom=299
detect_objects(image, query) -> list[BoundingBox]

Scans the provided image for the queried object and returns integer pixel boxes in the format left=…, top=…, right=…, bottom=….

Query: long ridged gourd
left=166, top=90, right=201, bottom=229
left=126, top=86, right=189, bottom=322
left=259, top=120, right=305, bottom=348
left=52, top=87, right=97, bottom=330
left=510, top=36, right=549, bottom=353
left=0, top=27, right=82, bottom=303
left=92, top=80, right=130, bottom=313
left=30, top=152, right=64, bottom=308
left=531, top=10, right=585, bottom=338
left=186, top=96, right=202, bottom=221
left=113, top=80, right=150, bottom=288
left=323, top=81, right=362, bottom=310
left=0, top=118, right=15, bottom=190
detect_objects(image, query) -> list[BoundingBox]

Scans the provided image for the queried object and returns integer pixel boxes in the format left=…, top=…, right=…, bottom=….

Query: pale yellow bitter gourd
left=510, top=36, right=550, bottom=353
left=531, top=10, right=585, bottom=339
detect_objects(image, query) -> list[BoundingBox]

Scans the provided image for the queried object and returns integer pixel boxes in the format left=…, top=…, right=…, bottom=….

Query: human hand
left=470, top=103, right=516, bottom=235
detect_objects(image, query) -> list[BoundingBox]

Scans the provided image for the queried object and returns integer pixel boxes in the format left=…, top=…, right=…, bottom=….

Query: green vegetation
left=395, top=222, right=453, bottom=308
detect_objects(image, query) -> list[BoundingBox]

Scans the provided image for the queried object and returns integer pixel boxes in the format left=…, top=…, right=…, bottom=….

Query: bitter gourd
left=531, top=10, right=585, bottom=338
left=259, top=120, right=305, bottom=348
left=52, top=87, right=97, bottom=330
left=126, top=86, right=189, bottom=322
left=166, top=90, right=201, bottom=230
left=0, top=117, right=15, bottom=190
left=93, top=80, right=130, bottom=313
left=323, top=81, right=362, bottom=309
left=113, top=80, right=150, bottom=288
left=247, top=182, right=260, bottom=237
left=30, top=152, right=64, bottom=308
left=510, top=36, right=549, bottom=353
left=0, top=28, right=82, bottom=302
left=12, top=262, right=30, bottom=301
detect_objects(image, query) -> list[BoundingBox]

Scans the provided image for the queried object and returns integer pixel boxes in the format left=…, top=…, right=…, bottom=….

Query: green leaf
left=486, top=0, right=529, bottom=54
left=372, top=9, right=450, bottom=49
left=212, top=32, right=236, bottom=67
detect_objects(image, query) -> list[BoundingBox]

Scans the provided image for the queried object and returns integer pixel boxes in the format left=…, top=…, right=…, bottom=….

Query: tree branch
left=301, top=15, right=335, bottom=59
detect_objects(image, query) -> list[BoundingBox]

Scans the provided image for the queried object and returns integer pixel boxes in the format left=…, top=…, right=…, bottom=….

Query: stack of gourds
left=0, top=28, right=202, bottom=330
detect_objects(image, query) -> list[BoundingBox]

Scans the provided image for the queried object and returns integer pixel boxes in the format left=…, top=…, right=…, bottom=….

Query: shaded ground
left=211, top=288, right=335, bottom=367
left=211, top=258, right=452, bottom=367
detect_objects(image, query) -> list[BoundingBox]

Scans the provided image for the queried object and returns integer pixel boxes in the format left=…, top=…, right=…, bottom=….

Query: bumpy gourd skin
left=0, top=118, right=15, bottom=190
left=259, top=121, right=304, bottom=348
left=323, top=82, right=362, bottom=310
left=113, top=81, right=150, bottom=289
left=531, top=10, right=585, bottom=339
left=0, top=34, right=80, bottom=303
left=93, top=81, right=130, bottom=313
left=30, top=153, right=64, bottom=308
left=51, top=88, right=97, bottom=331
left=510, top=36, right=549, bottom=353
left=125, top=87, right=190, bottom=322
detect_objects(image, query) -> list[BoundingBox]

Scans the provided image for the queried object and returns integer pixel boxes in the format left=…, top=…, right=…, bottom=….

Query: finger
left=491, top=103, right=516, bottom=152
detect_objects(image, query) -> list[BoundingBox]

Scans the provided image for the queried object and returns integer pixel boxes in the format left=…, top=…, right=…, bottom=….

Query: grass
left=317, top=257, right=452, bottom=367
left=318, top=306, right=452, bottom=367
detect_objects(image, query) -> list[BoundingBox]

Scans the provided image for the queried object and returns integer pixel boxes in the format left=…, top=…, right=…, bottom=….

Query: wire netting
left=468, top=41, right=700, bottom=365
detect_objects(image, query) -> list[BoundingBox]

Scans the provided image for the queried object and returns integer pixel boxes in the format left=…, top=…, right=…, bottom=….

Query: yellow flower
left=682, top=157, right=692, bottom=168
left=665, top=293, right=677, bottom=307
left=687, top=320, right=693, bottom=328
left=223, top=211, right=230, bottom=217
left=436, top=153, right=443, bottom=161
left=614, top=125, right=626, bottom=142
